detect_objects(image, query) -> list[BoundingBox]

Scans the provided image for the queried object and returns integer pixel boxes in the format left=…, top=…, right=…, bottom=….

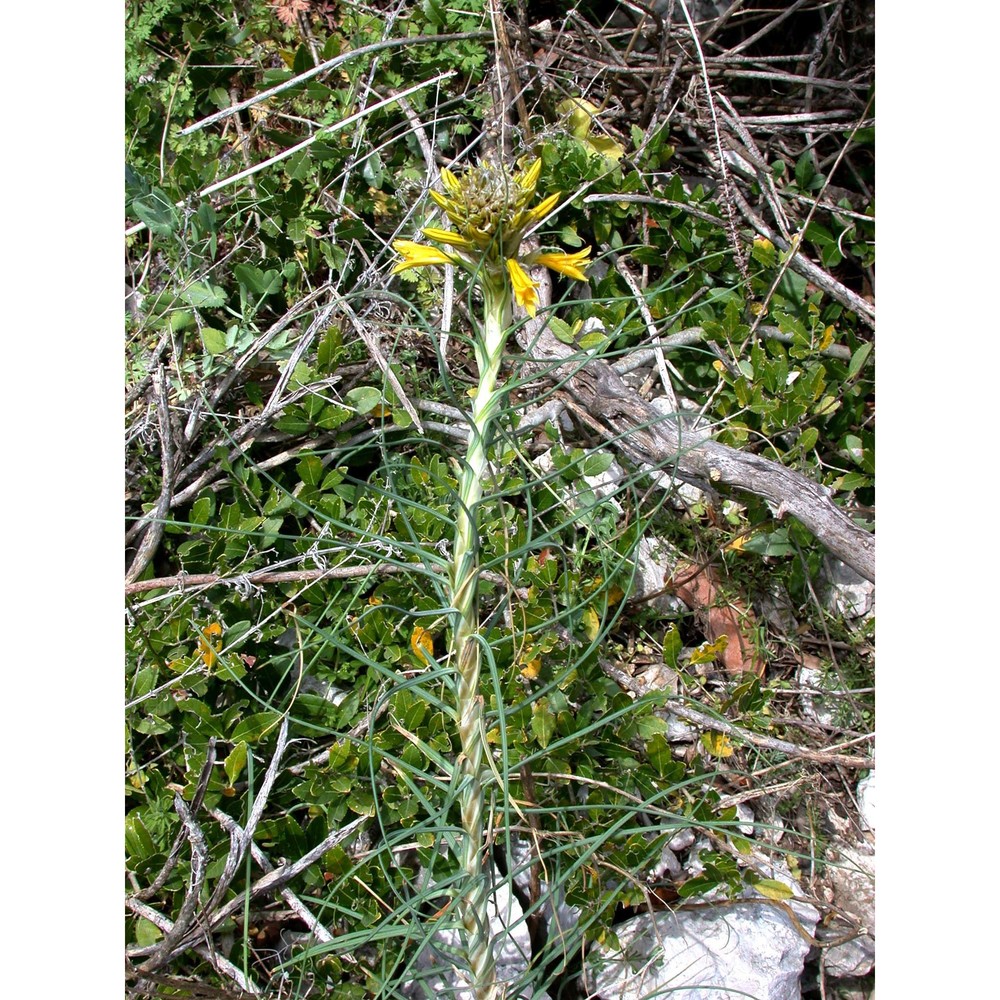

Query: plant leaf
left=531, top=699, right=556, bottom=748
left=756, top=878, right=794, bottom=901
left=345, top=387, right=382, bottom=414
left=230, top=710, right=283, bottom=745
left=132, top=187, right=179, bottom=235
left=224, top=741, right=248, bottom=786
left=847, top=341, right=873, bottom=380
left=201, top=328, right=227, bottom=355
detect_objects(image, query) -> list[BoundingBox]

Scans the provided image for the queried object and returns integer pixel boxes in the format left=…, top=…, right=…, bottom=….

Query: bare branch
left=601, top=659, right=872, bottom=769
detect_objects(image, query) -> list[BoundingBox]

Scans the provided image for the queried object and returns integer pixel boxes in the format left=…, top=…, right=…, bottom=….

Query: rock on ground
left=588, top=896, right=819, bottom=1000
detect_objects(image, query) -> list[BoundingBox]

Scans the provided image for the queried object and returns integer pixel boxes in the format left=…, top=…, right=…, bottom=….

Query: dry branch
left=126, top=897, right=262, bottom=996
left=138, top=795, right=210, bottom=974
left=125, top=367, right=174, bottom=584
left=518, top=304, right=874, bottom=584
left=600, top=659, right=872, bottom=769
left=211, top=810, right=338, bottom=946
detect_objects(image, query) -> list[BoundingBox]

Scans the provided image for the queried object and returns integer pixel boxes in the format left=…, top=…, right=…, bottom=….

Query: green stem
left=447, top=281, right=511, bottom=1000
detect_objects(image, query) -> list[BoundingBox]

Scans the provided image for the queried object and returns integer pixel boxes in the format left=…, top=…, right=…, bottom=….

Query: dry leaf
left=197, top=622, right=223, bottom=668
left=272, top=0, right=310, bottom=27
left=670, top=562, right=765, bottom=677
left=519, top=657, right=542, bottom=680
left=410, top=626, right=434, bottom=664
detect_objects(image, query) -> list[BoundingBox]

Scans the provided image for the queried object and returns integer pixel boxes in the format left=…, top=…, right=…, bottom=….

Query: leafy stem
left=447, top=278, right=511, bottom=999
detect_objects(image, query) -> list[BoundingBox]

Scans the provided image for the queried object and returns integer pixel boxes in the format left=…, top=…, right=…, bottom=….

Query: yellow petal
left=535, top=246, right=592, bottom=282
left=517, top=158, right=542, bottom=193
left=421, top=226, right=475, bottom=250
left=428, top=189, right=452, bottom=212
left=391, top=239, right=455, bottom=273
left=523, top=191, right=561, bottom=226
left=506, top=259, right=539, bottom=317
left=440, top=168, right=462, bottom=195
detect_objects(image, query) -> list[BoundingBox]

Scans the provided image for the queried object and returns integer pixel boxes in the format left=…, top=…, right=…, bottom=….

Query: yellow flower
left=391, top=159, right=593, bottom=314
left=517, top=191, right=560, bottom=230
left=428, top=188, right=465, bottom=225
left=533, top=246, right=592, bottom=282
left=424, top=159, right=558, bottom=260
left=440, top=167, right=463, bottom=196
left=506, top=259, right=539, bottom=317
left=391, top=239, right=455, bottom=274
left=517, top=157, right=542, bottom=194
left=420, top=226, right=477, bottom=250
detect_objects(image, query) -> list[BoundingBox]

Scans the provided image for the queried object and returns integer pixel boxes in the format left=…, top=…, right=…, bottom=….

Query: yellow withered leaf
left=519, top=658, right=542, bottom=680
left=198, top=622, right=223, bottom=668
left=410, top=626, right=435, bottom=664
left=755, top=878, right=795, bottom=901
left=701, top=732, right=735, bottom=758
left=689, top=634, right=730, bottom=665
left=582, top=606, right=601, bottom=642
left=726, top=533, right=752, bottom=553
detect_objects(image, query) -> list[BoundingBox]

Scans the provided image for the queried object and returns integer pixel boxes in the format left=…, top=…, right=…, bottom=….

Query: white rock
left=825, top=841, right=874, bottom=934
left=821, top=556, right=874, bottom=621
left=583, top=458, right=627, bottom=500
left=631, top=536, right=687, bottom=614
left=299, top=674, right=348, bottom=705
left=822, top=931, right=875, bottom=979
left=401, top=879, right=548, bottom=1000
left=820, top=838, right=875, bottom=980
left=589, top=896, right=818, bottom=1000
left=685, top=838, right=713, bottom=877
left=758, top=583, right=798, bottom=634
left=797, top=663, right=838, bottom=728
left=651, top=844, right=682, bottom=880
left=751, top=860, right=822, bottom=930
left=736, top=803, right=755, bottom=836
left=857, top=771, right=875, bottom=832
left=533, top=446, right=624, bottom=508
left=668, top=828, right=696, bottom=852
left=508, top=837, right=581, bottom=948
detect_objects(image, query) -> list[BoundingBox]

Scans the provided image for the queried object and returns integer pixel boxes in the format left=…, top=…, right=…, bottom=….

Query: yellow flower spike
left=535, top=246, right=592, bottom=282
left=391, top=239, right=456, bottom=273
left=422, top=227, right=476, bottom=250
left=506, top=258, right=539, bottom=317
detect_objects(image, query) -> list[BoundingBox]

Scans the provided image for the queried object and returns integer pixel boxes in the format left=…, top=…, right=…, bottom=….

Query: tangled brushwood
left=127, top=2, right=874, bottom=998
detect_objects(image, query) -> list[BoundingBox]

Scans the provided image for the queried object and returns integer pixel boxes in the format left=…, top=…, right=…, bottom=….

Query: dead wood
left=517, top=311, right=874, bottom=583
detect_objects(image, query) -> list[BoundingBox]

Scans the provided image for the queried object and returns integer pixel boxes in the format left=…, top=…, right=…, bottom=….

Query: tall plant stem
left=447, top=282, right=511, bottom=1000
